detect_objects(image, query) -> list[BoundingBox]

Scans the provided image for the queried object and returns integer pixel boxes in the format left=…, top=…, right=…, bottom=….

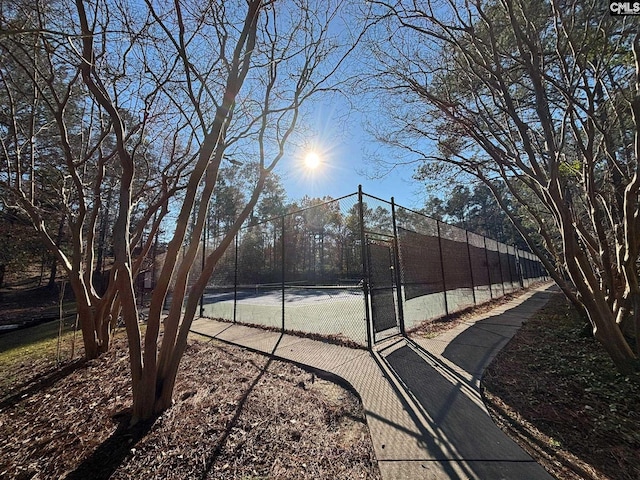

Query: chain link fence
left=393, top=202, right=544, bottom=333
left=200, top=193, right=367, bottom=346
left=193, top=187, right=548, bottom=348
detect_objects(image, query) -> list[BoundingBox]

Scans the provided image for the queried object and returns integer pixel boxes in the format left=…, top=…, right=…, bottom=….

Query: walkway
left=190, top=284, right=556, bottom=479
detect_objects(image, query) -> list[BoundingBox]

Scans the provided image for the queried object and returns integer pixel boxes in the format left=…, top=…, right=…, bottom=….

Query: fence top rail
left=239, top=191, right=358, bottom=230
left=393, top=202, right=428, bottom=218
left=361, top=190, right=392, bottom=205
left=225, top=185, right=543, bottom=270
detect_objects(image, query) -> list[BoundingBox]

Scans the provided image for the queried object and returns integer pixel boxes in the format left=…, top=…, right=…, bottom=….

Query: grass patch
left=0, top=319, right=83, bottom=397
left=0, top=318, right=79, bottom=364
left=0, top=317, right=77, bottom=355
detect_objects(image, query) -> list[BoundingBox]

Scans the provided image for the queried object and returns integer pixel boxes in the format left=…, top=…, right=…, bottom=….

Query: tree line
left=1, top=0, right=638, bottom=426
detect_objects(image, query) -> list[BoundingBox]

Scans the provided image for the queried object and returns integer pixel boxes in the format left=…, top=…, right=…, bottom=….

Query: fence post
left=505, top=246, right=512, bottom=293
left=281, top=215, right=285, bottom=332
left=483, top=236, right=493, bottom=300
left=233, top=233, right=238, bottom=323
left=199, top=215, right=207, bottom=318
left=436, top=220, right=449, bottom=316
left=497, top=243, right=506, bottom=297
left=358, top=185, right=372, bottom=350
left=516, top=249, right=524, bottom=289
left=465, top=230, right=477, bottom=306
left=508, top=246, right=516, bottom=290
left=391, top=197, right=405, bottom=336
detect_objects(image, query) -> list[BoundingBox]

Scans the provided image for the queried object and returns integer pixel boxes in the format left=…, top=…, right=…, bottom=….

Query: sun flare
left=304, top=151, right=322, bottom=170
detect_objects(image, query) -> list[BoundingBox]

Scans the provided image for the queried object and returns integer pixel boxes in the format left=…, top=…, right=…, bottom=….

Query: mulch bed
left=0, top=335, right=380, bottom=479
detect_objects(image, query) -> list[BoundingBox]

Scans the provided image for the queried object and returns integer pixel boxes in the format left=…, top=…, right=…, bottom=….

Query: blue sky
left=278, top=140, right=423, bottom=209
left=260, top=5, right=433, bottom=212
left=273, top=104, right=427, bottom=210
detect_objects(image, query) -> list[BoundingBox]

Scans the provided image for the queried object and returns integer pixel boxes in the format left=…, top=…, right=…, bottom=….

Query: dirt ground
left=481, top=293, right=640, bottom=480
left=0, top=333, right=380, bottom=479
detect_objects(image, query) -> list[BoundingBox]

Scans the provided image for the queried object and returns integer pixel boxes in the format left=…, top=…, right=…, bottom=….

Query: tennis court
left=196, top=188, right=547, bottom=349
left=202, top=284, right=368, bottom=345
left=201, top=283, right=515, bottom=345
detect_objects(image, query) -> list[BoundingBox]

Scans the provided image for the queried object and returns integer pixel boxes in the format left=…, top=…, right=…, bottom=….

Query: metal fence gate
left=366, top=238, right=401, bottom=343
left=198, top=185, right=548, bottom=349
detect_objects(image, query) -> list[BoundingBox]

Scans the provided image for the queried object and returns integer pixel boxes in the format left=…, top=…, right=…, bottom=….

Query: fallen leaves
left=0, top=336, right=380, bottom=479
left=482, top=293, right=640, bottom=480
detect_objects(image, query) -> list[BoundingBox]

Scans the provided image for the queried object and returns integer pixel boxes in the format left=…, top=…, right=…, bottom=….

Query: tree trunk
left=72, top=288, right=99, bottom=359
left=562, top=225, right=638, bottom=373
left=592, top=312, right=638, bottom=374
left=132, top=174, right=268, bottom=421
left=153, top=231, right=244, bottom=416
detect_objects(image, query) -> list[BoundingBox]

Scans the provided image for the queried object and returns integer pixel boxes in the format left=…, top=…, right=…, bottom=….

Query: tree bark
left=154, top=173, right=267, bottom=416
left=68, top=275, right=99, bottom=360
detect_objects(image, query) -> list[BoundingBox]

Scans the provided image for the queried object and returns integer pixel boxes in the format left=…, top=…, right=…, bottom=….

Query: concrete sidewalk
left=190, top=284, right=556, bottom=480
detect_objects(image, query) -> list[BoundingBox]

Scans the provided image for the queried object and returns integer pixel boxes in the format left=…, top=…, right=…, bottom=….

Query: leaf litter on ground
left=0, top=333, right=380, bottom=479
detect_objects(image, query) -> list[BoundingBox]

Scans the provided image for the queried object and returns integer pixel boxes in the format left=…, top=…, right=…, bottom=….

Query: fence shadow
left=377, top=341, right=534, bottom=480
left=0, top=358, right=86, bottom=411
left=441, top=287, right=555, bottom=375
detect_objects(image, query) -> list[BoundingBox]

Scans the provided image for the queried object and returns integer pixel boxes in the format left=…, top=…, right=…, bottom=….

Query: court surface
left=200, top=284, right=514, bottom=346
left=202, top=286, right=369, bottom=345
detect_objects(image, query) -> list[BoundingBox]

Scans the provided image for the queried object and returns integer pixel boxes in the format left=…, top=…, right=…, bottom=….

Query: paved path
left=190, top=284, right=556, bottom=479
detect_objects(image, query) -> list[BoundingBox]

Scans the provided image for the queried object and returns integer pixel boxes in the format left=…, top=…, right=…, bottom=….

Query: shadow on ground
left=0, top=358, right=86, bottom=410
left=66, top=335, right=285, bottom=480
left=65, top=411, right=153, bottom=480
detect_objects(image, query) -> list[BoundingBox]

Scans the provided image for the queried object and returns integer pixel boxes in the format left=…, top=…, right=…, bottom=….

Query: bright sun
left=304, top=151, right=322, bottom=170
